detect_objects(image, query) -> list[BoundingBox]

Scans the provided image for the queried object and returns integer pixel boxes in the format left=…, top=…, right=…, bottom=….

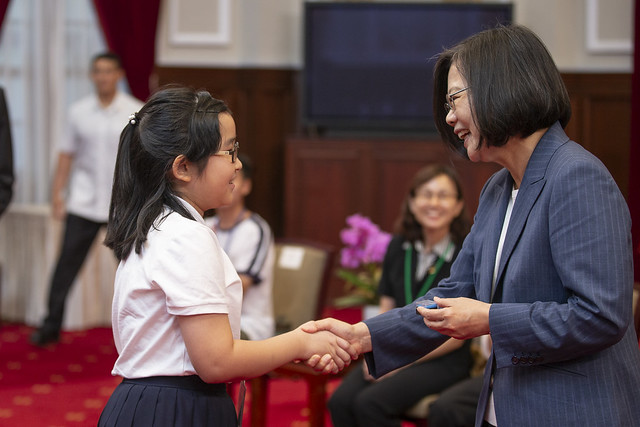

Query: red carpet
left=0, top=323, right=344, bottom=426
left=0, top=309, right=421, bottom=426
left=0, top=324, right=120, bottom=425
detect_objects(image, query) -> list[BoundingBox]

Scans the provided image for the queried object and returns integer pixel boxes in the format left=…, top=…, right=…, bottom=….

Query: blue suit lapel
left=478, top=180, right=510, bottom=302
left=493, top=123, right=569, bottom=294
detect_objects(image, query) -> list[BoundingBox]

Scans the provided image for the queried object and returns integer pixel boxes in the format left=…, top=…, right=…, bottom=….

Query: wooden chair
left=249, top=238, right=338, bottom=427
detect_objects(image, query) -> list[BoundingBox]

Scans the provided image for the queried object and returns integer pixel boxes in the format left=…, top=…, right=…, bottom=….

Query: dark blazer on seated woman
left=0, top=87, right=13, bottom=218
left=378, top=235, right=461, bottom=306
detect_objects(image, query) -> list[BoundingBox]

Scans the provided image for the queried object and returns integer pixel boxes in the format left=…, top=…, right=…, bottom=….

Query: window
left=0, top=0, right=107, bottom=205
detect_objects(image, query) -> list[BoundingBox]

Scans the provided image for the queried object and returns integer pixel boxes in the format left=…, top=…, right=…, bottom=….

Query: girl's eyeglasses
left=214, top=141, right=239, bottom=163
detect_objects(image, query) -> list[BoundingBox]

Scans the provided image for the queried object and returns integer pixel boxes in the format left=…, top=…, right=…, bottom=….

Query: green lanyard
left=404, top=241, right=453, bottom=305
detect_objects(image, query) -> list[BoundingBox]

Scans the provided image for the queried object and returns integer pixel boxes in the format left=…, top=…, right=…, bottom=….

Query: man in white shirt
left=30, top=52, right=144, bottom=346
left=205, top=153, right=275, bottom=341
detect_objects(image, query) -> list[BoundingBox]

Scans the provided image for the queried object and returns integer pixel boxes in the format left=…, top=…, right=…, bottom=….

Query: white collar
left=175, top=196, right=206, bottom=225
left=414, top=234, right=455, bottom=262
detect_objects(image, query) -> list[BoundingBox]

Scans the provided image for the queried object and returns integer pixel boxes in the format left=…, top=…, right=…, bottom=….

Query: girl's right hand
left=296, top=325, right=356, bottom=374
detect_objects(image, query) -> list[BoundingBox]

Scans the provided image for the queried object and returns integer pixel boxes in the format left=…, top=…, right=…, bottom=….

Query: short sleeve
left=146, top=215, right=237, bottom=316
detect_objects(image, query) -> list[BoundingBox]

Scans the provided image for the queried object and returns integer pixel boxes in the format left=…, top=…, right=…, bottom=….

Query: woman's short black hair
left=433, top=24, right=571, bottom=154
left=105, top=85, right=231, bottom=260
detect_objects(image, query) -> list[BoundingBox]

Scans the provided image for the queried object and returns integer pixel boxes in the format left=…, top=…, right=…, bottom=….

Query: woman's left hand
left=416, top=297, right=491, bottom=339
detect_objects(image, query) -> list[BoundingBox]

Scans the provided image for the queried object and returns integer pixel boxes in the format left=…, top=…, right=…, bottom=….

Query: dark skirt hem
left=98, top=375, right=237, bottom=427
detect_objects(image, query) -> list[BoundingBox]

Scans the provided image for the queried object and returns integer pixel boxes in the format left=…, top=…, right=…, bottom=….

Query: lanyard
left=404, top=241, right=453, bottom=305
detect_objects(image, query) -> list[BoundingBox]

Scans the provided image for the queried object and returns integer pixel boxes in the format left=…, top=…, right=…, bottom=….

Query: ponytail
left=104, top=86, right=230, bottom=260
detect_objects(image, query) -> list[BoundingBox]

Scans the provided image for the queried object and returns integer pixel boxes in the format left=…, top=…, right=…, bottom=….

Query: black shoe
left=30, top=328, right=60, bottom=347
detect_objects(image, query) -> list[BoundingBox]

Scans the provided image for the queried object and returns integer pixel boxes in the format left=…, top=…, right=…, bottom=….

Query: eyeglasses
left=214, top=141, right=239, bottom=163
left=444, top=87, right=469, bottom=114
left=415, top=192, right=458, bottom=202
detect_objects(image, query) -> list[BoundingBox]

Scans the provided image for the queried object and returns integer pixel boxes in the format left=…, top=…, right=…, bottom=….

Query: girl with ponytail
left=99, top=85, right=355, bottom=426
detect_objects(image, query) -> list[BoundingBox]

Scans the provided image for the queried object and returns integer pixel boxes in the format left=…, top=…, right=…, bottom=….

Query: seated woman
left=328, top=164, right=473, bottom=427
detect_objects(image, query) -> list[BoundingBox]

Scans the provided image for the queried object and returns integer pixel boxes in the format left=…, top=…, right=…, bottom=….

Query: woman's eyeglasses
left=444, top=87, right=469, bottom=114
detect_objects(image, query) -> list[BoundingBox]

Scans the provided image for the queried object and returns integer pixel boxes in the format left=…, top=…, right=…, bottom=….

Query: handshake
left=293, top=318, right=373, bottom=374
left=293, top=296, right=492, bottom=374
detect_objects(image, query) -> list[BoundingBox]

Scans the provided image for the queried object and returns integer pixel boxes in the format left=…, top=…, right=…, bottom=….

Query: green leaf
left=333, top=294, right=373, bottom=308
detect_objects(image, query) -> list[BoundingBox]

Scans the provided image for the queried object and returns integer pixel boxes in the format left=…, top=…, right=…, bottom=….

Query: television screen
left=303, top=2, right=513, bottom=135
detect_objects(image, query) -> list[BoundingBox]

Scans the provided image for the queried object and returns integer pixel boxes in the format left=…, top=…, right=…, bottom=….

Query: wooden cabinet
left=284, top=136, right=500, bottom=248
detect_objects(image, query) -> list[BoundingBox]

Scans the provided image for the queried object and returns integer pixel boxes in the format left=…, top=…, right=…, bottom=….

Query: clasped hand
left=416, top=296, right=491, bottom=339
left=299, top=297, right=491, bottom=373
left=299, top=318, right=371, bottom=373
left=297, top=321, right=359, bottom=374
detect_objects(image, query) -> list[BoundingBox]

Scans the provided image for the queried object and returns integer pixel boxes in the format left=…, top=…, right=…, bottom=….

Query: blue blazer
left=364, top=122, right=640, bottom=426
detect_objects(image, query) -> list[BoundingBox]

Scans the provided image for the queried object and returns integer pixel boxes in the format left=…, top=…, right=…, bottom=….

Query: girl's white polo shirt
left=110, top=198, right=242, bottom=379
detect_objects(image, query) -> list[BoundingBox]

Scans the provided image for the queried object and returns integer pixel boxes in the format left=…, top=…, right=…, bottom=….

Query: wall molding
left=168, top=0, right=231, bottom=47
left=585, top=0, right=633, bottom=54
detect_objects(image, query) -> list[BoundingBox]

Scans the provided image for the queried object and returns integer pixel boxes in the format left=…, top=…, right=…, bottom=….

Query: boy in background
left=206, top=153, right=275, bottom=340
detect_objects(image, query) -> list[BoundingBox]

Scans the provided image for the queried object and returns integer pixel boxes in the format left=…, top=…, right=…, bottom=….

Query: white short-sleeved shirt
left=111, top=198, right=242, bottom=379
left=60, top=92, right=143, bottom=222
left=207, top=213, right=275, bottom=340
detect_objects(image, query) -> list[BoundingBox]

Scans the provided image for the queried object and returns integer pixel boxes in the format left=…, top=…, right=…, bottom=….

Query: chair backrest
left=272, top=238, right=335, bottom=334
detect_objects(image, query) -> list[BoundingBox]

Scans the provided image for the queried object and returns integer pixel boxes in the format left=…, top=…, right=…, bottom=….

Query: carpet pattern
left=0, top=323, right=343, bottom=426
left=0, top=324, right=120, bottom=426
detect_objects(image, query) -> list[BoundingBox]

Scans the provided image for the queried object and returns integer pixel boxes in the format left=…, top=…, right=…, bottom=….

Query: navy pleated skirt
left=98, top=375, right=237, bottom=426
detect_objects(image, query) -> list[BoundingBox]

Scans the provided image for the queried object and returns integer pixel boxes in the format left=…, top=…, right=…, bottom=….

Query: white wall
left=156, top=0, right=633, bottom=72
left=156, top=0, right=303, bottom=68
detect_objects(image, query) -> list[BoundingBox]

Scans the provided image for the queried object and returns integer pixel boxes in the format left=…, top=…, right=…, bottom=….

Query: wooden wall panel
left=153, top=67, right=632, bottom=254
left=284, top=137, right=501, bottom=249
left=154, top=67, right=296, bottom=237
left=371, top=143, right=451, bottom=231
left=563, top=73, right=631, bottom=197
left=284, top=142, right=363, bottom=243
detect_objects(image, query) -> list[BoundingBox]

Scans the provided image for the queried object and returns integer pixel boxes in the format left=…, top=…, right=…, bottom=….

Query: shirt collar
left=175, top=196, right=206, bottom=225
left=414, top=234, right=455, bottom=262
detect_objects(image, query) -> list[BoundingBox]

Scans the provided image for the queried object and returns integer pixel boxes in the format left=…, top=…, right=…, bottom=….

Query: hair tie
left=129, top=112, right=140, bottom=126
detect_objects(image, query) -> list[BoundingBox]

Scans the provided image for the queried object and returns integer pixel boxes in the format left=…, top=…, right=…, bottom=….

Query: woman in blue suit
left=306, top=25, right=640, bottom=426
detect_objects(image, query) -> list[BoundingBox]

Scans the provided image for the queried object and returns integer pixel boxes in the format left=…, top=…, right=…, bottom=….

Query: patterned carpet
left=0, top=323, right=343, bottom=426
left=0, top=324, right=120, bottom=425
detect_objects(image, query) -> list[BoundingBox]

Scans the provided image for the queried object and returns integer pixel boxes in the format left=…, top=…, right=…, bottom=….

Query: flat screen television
left=302, top=1, right=513, bottom=136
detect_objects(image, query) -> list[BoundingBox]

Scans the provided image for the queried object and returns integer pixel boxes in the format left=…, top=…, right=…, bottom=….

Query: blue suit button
left=511, top=356, right=519, bottom=365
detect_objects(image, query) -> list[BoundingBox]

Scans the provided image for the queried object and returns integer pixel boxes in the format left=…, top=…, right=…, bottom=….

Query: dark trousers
left=41, top=213, right=105, bottom=332
left=328, top=343, right=472, bottom=427
left=427, top=375, right=484, bottom=427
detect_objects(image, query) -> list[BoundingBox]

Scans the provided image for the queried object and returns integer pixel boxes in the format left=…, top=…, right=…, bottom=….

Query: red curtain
left=631, top=0, right=640, bottom=282
left=92, top=0, right=161, bottom=102
left=0, top=0, right=11, bottom=30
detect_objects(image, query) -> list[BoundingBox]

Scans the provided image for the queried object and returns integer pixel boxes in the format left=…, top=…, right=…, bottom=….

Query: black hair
left=394, top=164, right=470, bottom=247
left=433, top=24, right=571, bottom=154
left=104, top=85, right=231, bottom=260
left=237, top=152, right=253, bottom=180
left=91, top=52, right=122, bottom=69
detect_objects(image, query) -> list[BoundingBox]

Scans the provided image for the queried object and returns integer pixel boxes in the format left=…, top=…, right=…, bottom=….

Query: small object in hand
left=415, top=299, right=438, bottom=314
